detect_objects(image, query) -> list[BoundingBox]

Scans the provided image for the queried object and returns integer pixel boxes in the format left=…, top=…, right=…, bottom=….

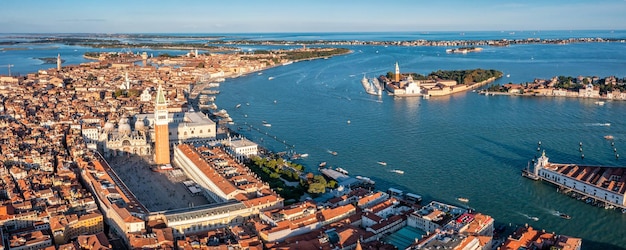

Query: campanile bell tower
left=154, top=84, right=170, bottom=164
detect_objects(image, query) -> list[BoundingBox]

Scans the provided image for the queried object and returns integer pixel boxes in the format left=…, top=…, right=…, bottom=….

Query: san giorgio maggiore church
left=83, top=85, right=217, bottom=159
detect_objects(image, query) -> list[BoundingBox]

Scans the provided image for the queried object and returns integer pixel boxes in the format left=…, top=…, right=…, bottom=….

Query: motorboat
left=555, top=211, right=571, bottom=219
left=457, top=197, right=469, bottom=203
left=390, top=169, right=404, bottom=174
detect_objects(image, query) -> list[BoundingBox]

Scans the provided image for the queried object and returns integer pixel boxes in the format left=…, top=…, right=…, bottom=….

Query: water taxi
left=291, top=153, right=309, bottom=160
left=390, top=169, right=404, bottom=174
left=457, top=197, right=469, bottom=203
left=555, top=211, right=571, bottom=219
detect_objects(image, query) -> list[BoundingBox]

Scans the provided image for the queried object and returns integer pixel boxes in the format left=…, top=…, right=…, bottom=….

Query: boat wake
left=518, top=212, right=539, bottom=221
left=551, top=210, right=571, bottom=219
left=352, top=96, right=383, bottom=103
left=585, top=123, right=611, bottom=127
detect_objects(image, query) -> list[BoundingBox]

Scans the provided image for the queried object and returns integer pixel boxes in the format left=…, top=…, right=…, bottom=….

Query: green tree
left=327, top=180, right=338, bottom=189
left=114, top=89, right=125, bottom=98
left=313, top=175, right=327, bottom=186
left=308, top=182, right=326, bottom=194
left=127, top=88, right=140, bottom=97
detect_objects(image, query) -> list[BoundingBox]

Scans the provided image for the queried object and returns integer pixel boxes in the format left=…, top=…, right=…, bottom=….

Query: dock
left=319, top=167, right=375, bottom=188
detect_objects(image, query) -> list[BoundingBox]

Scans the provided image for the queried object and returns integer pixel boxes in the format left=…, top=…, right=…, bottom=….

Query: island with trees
left=381, top=68, right=503, bottom=97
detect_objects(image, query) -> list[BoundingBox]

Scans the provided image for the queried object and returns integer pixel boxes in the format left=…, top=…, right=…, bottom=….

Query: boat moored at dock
left=336, top=167, right=349, bottom=175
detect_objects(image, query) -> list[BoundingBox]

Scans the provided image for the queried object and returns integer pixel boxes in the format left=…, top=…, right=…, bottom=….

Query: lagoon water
left=2, top=31, right=626, bottom=249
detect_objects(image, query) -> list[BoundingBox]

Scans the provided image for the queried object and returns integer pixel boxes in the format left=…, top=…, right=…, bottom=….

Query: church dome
left=118, top=116, right=132, bottom=135
left=103, top=120, right=115, bottom=132
left=134, top=117, right=146, bottom=131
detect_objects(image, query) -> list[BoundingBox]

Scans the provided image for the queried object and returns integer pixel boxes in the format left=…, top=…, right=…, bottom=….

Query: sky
left=1, top=0, right=626, bottom=33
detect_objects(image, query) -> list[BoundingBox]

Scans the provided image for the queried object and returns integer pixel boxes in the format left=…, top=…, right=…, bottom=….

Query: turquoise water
left=3, top=32, right=626, bottom=249
left=214, top=42, right=626, bottom=249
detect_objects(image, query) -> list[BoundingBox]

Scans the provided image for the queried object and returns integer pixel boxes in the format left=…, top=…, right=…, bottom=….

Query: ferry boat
left=390, top=169, right=404, bottom=174
left=377, top=161, right=387, bottom=166
left=457, top=197, right=469, bottom=203
left=360, top=75, right=383, bottom=96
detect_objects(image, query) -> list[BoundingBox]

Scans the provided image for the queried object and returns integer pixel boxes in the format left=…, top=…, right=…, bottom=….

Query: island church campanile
left=154, top=84, right=170, bottom=164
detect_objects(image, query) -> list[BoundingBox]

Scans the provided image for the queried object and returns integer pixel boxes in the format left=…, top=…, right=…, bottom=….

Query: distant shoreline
left=3, top=32, right=625, bottom=49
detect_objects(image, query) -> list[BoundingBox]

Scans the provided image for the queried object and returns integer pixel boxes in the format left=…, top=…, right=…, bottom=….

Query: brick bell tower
left=154, top=84, right=170, bottom=164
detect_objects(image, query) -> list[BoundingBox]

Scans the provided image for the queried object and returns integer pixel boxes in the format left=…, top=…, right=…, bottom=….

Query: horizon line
left=1, top=29, right=625, bottom=35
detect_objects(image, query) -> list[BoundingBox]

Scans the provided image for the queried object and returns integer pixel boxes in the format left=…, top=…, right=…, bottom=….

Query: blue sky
left=1, top=0, right=625, bottom=33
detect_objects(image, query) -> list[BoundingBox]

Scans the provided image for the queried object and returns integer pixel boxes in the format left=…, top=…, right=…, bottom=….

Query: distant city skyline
left=1, top=0, right=626, bottom=33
